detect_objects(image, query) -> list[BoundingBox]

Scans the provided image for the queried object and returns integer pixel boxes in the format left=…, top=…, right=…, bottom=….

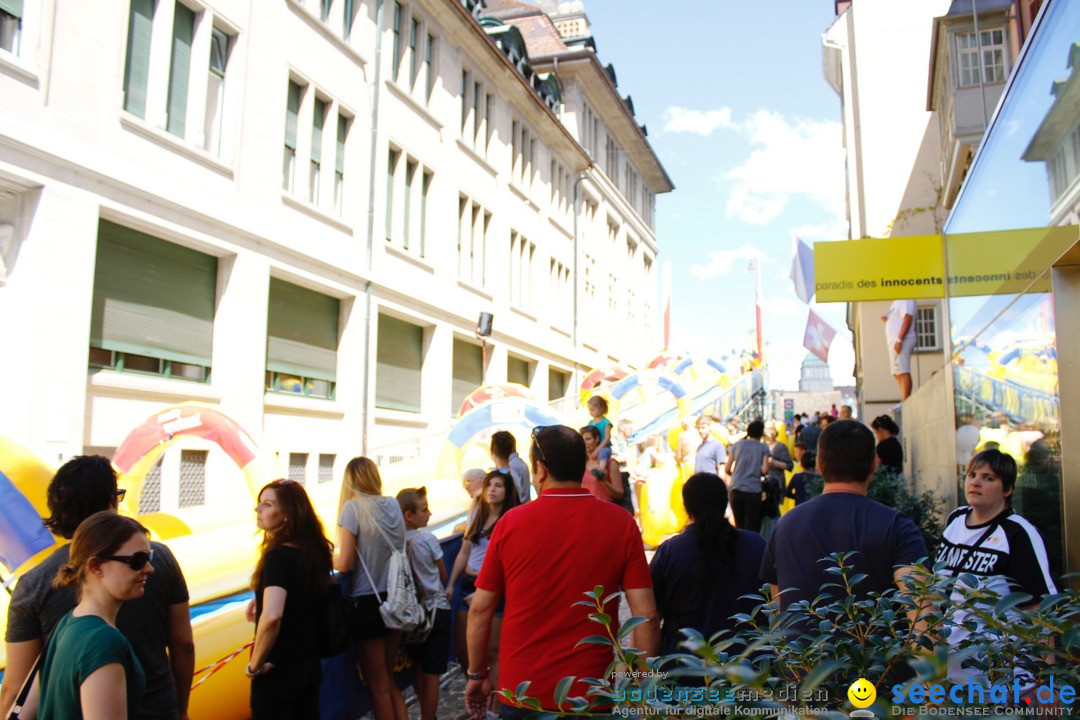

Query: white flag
left=790, top=235, right=815, bottom=304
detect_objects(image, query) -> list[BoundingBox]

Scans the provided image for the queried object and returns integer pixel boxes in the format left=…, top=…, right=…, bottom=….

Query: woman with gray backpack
left=333, top=457, right=409, bottom=720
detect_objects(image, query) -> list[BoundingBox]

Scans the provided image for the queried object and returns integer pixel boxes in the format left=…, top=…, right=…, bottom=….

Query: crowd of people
left=0, top=410, right=1058, bottom=719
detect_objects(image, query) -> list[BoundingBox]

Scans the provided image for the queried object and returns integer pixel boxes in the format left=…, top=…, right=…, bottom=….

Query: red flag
left=803, top=309, right=836, bottom=363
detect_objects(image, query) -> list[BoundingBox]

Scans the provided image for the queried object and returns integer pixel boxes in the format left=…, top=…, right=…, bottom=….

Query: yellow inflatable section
left=0, top=409, right=473, bottom=720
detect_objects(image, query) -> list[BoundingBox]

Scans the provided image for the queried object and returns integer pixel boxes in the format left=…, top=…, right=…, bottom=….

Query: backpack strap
left=354, top=541, right=382, bottom=605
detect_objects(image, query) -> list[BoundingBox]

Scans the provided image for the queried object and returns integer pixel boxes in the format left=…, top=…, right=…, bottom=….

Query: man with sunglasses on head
left=1, top=455, right=195, bottom=720
left=464, top=425, right=660, bottom=720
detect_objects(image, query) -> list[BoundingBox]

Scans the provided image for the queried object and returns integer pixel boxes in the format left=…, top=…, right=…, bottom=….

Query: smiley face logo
left=847, top=678, right=876, bottom=709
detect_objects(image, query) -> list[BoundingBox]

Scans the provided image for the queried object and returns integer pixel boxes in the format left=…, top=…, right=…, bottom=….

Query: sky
left=577, top=0, right=855, bottom=390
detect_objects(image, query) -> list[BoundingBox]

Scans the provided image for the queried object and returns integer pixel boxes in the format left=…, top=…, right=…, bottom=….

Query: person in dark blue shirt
left=650, top=473, right=766, bottom=656
left=784, top=451, right=818, bottom=506
left=760, top=420, right=927, bottom=610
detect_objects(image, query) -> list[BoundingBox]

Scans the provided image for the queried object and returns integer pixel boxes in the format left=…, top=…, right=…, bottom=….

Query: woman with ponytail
left=246, top=479, right=333, bottom=719
left=648, top=473, right=767, bottom=655
left=37, top=511, right=152, bottom=719
left=332, top=458, right=408, bottom=720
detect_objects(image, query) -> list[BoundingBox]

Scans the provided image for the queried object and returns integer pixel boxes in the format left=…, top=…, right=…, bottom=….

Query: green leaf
left=799, top=659, right=844, bottom=693
left=1038, top=593, right=1070, bottom=613
left=1062, top=627, right=1079, bottom=652
left=575, top=635, right=614, bottom=648
left=567, top=697, right=590, bottom=712
left=993, top=591, right=1033, bottom=616
left=603, top=591, right=622, bottom=605
left=590, top=612, right=612, bottom=626
left=514, top=681, right=531, bottom=698
left=618, top=616, right=649, bottom=643
left=522, top=698, right=543, bottom=711
left=553, top=676, right=575, bottom=709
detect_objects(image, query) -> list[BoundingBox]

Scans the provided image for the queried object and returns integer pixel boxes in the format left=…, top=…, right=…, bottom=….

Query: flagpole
left=754, top=258, right=763, bottom=362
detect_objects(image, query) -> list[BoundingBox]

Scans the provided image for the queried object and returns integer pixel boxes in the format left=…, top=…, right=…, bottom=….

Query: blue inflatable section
left=611, top=373, right=687, bottom=400
left=446, top=400, right=563, bottom=450
left=0, top=469, right=55, bottom=572
left=672, top=357, right=726, bottom=376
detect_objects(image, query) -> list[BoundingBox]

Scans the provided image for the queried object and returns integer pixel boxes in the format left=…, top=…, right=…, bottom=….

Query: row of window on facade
left=88, top=219, right=574, bottom=414
left=91, top=0, right=657, bottom=227
left=381, top=141, right=653, bottom=315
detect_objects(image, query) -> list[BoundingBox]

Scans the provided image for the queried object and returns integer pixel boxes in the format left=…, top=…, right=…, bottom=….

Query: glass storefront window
left=943, top=0, right=1080, bottom=586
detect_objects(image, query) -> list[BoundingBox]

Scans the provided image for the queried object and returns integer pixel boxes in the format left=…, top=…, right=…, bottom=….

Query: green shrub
left=498, top=559, right=1080, bottom=719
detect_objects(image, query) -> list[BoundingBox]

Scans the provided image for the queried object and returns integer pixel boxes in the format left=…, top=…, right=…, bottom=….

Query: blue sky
left=578, top=0, right=855, bottom=389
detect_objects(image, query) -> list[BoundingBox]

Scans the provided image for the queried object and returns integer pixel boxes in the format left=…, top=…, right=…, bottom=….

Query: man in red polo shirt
left=465, top=425, right=659, bottom=720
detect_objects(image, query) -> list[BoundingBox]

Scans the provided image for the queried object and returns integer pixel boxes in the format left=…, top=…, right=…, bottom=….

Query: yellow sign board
left=814, top=226, right=1078, bottom=302
left=815, top=235, right=943, bottom=302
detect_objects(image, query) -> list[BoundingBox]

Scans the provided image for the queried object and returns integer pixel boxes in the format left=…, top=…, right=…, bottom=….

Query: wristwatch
left=245, top=664, right=261, bottom=679
left=466, top=668, right=489, bottom=681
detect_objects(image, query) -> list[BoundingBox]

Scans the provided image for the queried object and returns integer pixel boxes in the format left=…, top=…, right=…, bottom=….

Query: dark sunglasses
left=99, top=550, right=154, bottom=571
left=530, top=426, right=549, bottom=465
left=114, top=489, right=127, bottom=502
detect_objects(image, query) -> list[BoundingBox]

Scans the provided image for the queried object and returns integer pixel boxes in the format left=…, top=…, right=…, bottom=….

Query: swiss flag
left=803, top=309, right=836, bottom=363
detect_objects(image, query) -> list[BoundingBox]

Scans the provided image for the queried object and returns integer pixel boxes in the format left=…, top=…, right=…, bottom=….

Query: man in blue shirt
left=760, top=420, right=927, bottom=610
left=694, top=415, right=727, bottom=477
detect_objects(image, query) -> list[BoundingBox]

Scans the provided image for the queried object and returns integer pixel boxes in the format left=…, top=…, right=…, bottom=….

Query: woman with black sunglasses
left=1, top=455, right=193, bottom=720
left=35, top=511, right=153, bottom=719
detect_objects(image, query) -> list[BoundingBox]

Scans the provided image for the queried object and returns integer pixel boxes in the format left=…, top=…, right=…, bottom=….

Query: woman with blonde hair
left=333, top=457, right=408, bottom=720
left=247, top=479, right=333, bottom=719
left=37, top=511, right=152, bottom=719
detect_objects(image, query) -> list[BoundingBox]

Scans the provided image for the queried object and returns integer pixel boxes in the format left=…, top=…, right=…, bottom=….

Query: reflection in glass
left=944, top=1, right=1080, bottom=588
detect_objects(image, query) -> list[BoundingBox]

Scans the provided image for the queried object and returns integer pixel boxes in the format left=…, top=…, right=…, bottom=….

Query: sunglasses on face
left=98, top=550, right=154, bottom=571
left=114, top=489, right=127, bottom=502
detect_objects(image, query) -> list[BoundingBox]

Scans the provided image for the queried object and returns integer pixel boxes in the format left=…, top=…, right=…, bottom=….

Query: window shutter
left=508, top=357, right=529, bottom=386
left=548, top=368, right=568, bottom=401
left=123, top=0, right=154, bottom=118
left=0, top=0, right=23, bottom=19
left=311, top=99, right=326, bottom=164
left=336, top=116, right=347, bottom=174
left=451, top=339, right=483, bottom=414
left=266, top=278, right=339, bottom=381
left=166, top=3, right=195, bottom=137
left=91, top=220, right=216, bottom=366
left=285, top=81, right=301, bottom=150
left=376, top=315, right=423, bottom=412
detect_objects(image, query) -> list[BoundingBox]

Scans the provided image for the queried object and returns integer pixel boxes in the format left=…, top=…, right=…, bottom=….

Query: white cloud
left=690, top=244, right=773, bottom=279
left=722, top=110, right=845, bottom=226
left=661, top=106, right=846, bottom=227
left=762, top=296, right=804, bottom=319
left=661, top=106, right=737, bottom=136
left=791, top=219, right=849, bottom=243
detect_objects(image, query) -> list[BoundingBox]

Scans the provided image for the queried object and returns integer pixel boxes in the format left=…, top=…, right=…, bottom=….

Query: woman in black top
left=871, top=415, right=903, bottom=472
left=649, top=473, right=767, bottom=658
left=247, top=480, right=334, bottom=719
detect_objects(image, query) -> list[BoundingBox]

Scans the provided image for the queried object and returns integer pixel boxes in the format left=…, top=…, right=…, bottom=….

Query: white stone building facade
left=0, top=0, right=671, bottom=515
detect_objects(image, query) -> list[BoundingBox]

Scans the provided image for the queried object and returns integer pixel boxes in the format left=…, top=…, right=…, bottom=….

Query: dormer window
left=956, top=28, right=1006, bottom=87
